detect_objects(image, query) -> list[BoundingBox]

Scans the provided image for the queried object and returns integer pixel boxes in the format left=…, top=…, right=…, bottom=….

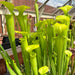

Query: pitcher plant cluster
left=0, top=1, right=73, bottom=75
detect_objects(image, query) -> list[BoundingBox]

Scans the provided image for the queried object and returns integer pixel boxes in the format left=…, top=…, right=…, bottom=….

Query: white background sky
left=38, top=0, right=75, bottom=7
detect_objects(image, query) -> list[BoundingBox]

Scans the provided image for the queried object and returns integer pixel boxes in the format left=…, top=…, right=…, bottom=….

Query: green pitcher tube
left=17, top=15, right=25, bottom=31
left=20, top=37, right=31, bottom=75
left=30, top=52, right=38, bottom=75
left=6, top=61, right=17, bottom=75
left=5, top=15, right=20, bottom=69
left=34, top=2, right=39, bottom=23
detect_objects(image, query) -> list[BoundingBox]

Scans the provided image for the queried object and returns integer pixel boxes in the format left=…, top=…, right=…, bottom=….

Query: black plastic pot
left=2, top=36, right=19, bottom=50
